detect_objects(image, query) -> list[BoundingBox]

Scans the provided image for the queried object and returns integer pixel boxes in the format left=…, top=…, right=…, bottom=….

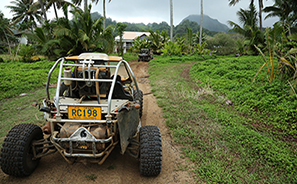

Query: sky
left=0, top=0, right=278, bottom=28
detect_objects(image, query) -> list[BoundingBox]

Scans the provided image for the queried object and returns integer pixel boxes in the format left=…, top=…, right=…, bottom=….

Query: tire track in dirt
left=0, top=61, right=195, bottom=184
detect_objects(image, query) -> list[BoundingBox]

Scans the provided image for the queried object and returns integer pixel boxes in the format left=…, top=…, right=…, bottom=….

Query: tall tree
left=228, top=2, right=262, bottom=54
left=46, top=0, right=72, bottom=20
left=6, top=0, right=42, bottom=29
left=199, top=0, right=203, bottom=45
left=263, top=0, right=294, bottom=35
left=116, top=22, right=127, bottom=56
left=229, top=0, right=264, bottom=31
left=0, top=11, right=14, bottom=54
left=72, top=0, right=100, bottom=12
left=170, top=0, right=173, bottom=41
left=54, top=5, right=114, bottom=55
left=103, top=0, right=112, bottom=31
left=38, top=0, right=47, bottom=21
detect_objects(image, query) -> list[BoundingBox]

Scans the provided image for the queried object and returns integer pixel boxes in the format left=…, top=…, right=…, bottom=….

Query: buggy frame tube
left=46, top=58, right=64, bottom=100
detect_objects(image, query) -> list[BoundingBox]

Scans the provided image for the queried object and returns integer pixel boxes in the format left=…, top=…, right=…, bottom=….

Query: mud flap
left=117, top=107, right=139, bottom=154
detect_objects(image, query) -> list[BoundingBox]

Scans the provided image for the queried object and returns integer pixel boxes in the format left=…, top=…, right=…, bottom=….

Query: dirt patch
left=0, top=61, right=195, bottom=184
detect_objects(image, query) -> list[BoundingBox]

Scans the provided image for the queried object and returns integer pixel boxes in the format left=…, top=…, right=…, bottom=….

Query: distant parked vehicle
left=138, top=48, right=153, bottom=62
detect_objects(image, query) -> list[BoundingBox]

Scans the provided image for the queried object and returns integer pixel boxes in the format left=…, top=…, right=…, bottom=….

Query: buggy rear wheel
left=0, top=124, right=43, bottom=177
left=134, top=90, right=143, bottom=118
left=139, top=126, right=162, bottom=176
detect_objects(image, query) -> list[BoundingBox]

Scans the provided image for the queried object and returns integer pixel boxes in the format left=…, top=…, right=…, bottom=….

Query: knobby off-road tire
left=139, top=126, right=162, bottom=176
left=134, top=90, right=143, bottom=118
left=1, top=124, right=43, bottom=177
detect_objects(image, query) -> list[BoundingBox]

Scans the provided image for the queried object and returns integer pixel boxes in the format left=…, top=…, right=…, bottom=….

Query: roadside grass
left=0, top=54, right=21, bottom=62
left=148, top=57, right=297, bottom=183
left=0, top=87, right=56, bottom=147
left=0, top=60, right=59, bottom=100
left=110, top=52, right=139, bottom=61
left=190, top=56, right=297, bottom=137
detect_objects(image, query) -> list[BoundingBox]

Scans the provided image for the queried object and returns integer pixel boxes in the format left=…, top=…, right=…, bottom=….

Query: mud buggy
left=0, top=53, right=162, bottom=177
left=138, top=48, right=153, bottom=62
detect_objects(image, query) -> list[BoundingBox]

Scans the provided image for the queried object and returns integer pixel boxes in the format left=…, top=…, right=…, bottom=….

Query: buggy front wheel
left=139, top=126, right=162, bottom=176
left=0, top=124, right=43, bottom=177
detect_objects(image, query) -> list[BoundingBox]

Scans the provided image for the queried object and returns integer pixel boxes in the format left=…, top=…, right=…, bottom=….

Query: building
left=115, top=31, right=150, bottom=53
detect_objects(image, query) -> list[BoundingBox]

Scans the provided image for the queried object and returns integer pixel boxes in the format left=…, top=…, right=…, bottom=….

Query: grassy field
left=149, top=56, right=297, bottom=183
left=0, top=54, right=296, bottom=182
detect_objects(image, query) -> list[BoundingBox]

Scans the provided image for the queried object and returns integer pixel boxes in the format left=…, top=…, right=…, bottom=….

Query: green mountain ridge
left=180, top=14, right=230, bottom=32
left=90, top=12, right=224, bottom=36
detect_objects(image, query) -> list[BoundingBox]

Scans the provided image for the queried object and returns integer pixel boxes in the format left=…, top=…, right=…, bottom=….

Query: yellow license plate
left=68, top=106, right=101, bottom=120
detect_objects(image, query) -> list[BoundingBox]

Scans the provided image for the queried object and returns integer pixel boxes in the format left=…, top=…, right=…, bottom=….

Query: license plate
left=68, top=106, right=101, bottom=120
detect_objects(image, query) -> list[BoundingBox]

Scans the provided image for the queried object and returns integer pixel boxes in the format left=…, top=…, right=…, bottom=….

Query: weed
left=107, top=164, right=116, bottom=170
left=85, top=174, right=97, bottom=181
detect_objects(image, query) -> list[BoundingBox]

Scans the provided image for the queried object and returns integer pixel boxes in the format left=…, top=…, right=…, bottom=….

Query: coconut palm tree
left=199, top=0, right=203, bottom=45
left=228, top=2, right=263, bottom=54
left=0, top=11, right=14, bottom=54
left=170, top=0, right=173, bottom=41
left=71, top=0, right=88, bottom=11
left=103, top=0, right=112, bottom=31
left=6, top=0, right=42, bottom=29
left=38, top=0, right=47, bottom=21
left=263, top=0, right=294, bottom=35
left=229, top=0, right=264, bottom=31
left=54, top=5, right=114, bottom=55
left=46, top=0, right=72, bottom=20
left=72, top=0, right=104, bottom=12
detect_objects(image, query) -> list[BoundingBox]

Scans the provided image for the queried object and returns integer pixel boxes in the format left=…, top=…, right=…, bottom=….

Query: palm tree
left=54, top=5, right=114, bottom=55
left=46, top=0, right=72, bottom=20
left=38, top=0, right=47, bottom=21
left=6, top=0, right=42, bottom=29
left=116, top=22, right=127, bottom=56
left=103, top=0, right=112, bottom=31
left=72, top=0, right=102, bottom=12
left=71, top=0, right=88, bottom=11
left=229, top=0, right=264, bottom=31
left=263, top=0, right=294, bottom=35
left=0, top=11, right=14, bottom=54
left=170, top=0, right=173, bottom=41
left=228, top=2, right=262, bottom=54
left=199, top=0, right=203, bottom=45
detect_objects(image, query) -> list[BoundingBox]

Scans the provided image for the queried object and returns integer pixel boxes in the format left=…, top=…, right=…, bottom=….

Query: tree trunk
left=170, top=0, right=173, bottom=42
left=53, top=3, right=59, bottom=20
left=39, top=0, right=47, bottom=21
left=199, top=0, right=203, bottom=45
left=259, top=0, right=263, bottom=31
left=103, top=0, right=106, bottom=31
left=84, top=0, right=88, bottom=12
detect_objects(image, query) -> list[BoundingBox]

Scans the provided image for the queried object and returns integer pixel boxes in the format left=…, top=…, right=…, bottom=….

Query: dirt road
left=0, top=61, right=195, bottom=184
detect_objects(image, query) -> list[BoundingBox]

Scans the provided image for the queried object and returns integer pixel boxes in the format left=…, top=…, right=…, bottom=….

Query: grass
left=0, top=53, right=296, bottom=182
left=0, top=60, right=59, bottom=100
left=190, top=56, right=297, bottom=137
left=0, top=87, right=56, bottom=146
left=148, top=56, right=297, bottom=183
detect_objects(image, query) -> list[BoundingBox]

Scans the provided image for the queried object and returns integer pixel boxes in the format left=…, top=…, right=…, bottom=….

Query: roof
left=115, top=31, right=150, bottom=41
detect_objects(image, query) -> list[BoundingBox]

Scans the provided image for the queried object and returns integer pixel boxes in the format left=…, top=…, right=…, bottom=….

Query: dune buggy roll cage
left=44, top=54, right=140, bottom=123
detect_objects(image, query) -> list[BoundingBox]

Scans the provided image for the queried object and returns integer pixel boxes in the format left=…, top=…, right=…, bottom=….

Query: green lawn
left=149, top=55, right=297, bottom=183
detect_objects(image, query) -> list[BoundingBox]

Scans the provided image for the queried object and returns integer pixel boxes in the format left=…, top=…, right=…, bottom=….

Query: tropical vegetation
left=0, top=0, right=297, bottom=182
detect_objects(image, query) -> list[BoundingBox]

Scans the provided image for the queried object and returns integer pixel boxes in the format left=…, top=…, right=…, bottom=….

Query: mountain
left=180, top=14, right=229, bottom=33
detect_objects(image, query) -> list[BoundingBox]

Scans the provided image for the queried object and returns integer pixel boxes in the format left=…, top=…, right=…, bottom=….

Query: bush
left=18, top=44, right=35, bottom=63
left=206, top=33, right=238, bottom=55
